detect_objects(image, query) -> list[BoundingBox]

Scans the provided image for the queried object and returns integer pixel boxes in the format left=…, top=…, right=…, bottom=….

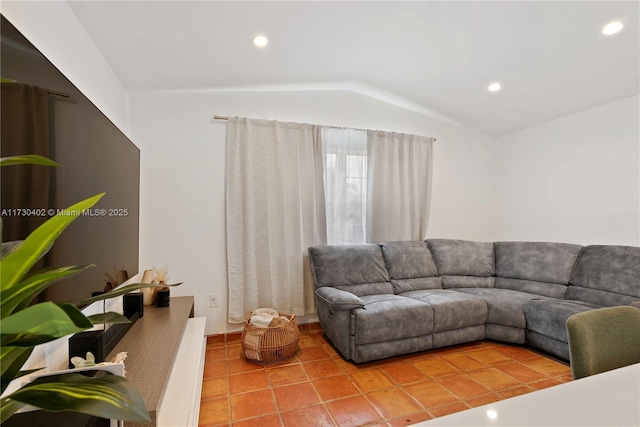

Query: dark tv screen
left=1, top=15, right=140, bottom=304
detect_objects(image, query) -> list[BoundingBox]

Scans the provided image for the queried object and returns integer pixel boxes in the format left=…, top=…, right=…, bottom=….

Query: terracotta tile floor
left=199, top=324, right=572, bottom=427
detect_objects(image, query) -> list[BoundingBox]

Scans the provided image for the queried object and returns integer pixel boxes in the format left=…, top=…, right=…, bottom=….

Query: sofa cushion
left=525, top=299, right=601, bottom=343
left=426, top=239, right=495, bottom=277
left=569, top=245, right=640, bottom=298
left=400, top=289, right=487, bottom=332
left=380, top=241, right=438, bottom=279
left=496, top=277, right=567, bottom=299
left=455, top=288, right=550, bottom=329
left=495, top=241, right=582, bottom=284
left=351, top=295, right=433, bottom=345
left=308, top=244, right=391, bottom=293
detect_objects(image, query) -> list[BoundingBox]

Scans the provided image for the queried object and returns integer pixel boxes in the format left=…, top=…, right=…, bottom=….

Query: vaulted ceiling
left=68, top=1, right=639, bottom=136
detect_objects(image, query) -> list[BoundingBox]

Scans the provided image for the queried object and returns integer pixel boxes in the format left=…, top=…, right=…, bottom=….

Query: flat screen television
left=1, top=15, right=140, bottom=304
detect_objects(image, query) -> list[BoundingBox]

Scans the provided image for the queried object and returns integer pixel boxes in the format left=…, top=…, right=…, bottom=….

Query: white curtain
left=366, top=130, right=434, bottom=242
left=225, top=117, right=326, bottom=323
left=321, top=127, right=368, bottom=245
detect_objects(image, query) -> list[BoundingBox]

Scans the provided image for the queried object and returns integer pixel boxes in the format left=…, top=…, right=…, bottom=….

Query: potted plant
left=0, top=155, right=172, bottom=423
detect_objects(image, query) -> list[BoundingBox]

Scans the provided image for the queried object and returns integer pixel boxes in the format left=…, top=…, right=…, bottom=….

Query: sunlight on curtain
left=321, top=127, right=368, bottom=245
left=225, top=118, right=326, bottom=323
left=321, top=127, right=434, bottom=244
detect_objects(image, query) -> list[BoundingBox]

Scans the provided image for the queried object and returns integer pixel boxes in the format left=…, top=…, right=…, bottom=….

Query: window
left=321, top=127, right=367, bottom=245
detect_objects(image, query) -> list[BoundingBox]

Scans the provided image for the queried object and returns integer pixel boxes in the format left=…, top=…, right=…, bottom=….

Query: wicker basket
left=241, top=311, right=299, bottom=365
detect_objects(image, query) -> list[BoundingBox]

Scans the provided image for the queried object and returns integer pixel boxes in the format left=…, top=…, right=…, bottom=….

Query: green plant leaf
left=1, top=193, right=104, bottom=293
left=1, top=302, right=93, bottom=347
left=6, top=372, right=150, bottom=422
left=87, top=312, right=131, bottom=325
left=0, top=346, right=34, bottom=395
left=0, top=154, right=61, bottom=167
left=75, top=282, right=182, bottom=308
left=1, top=397, right=27, bottom=424
left=0, top=367, right=46, bottom=403
left=1, top=241, right=23, bottom=260
left=1, top=265, right=94, bottom=318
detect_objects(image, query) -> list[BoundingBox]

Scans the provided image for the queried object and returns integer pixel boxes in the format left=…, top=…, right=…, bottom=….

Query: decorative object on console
left=151, top=265, right=169, bottom=304
left=68, top=312, right=139, bottom=370
left=123, top=291, right=144, bottom=318
left=70, top=351, right=127, bottom=371
left=71, top=351, right=97, bottom=368
left=155, top=286, right=170, bottom=308
left=140, top=269, right=155, bottom=305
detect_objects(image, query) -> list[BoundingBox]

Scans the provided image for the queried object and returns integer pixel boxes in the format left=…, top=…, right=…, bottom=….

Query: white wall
left=128, top=89, right=501, bottom=334
left=1, top=1, right=130, bottom=134
left=495, top=95, right=640, bottom=246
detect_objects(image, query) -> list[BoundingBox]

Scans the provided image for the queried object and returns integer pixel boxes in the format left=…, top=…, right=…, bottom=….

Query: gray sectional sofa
left=308, top=240, right=640, bottom=363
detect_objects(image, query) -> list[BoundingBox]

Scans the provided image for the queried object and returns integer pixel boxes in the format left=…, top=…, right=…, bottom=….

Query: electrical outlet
left=209, top=294, right=219, bottom=308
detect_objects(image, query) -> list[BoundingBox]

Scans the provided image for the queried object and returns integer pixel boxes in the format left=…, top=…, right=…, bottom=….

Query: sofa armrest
left=629, top=301, right=640, bottom=310
left=315, top=287, right=364, bottom=311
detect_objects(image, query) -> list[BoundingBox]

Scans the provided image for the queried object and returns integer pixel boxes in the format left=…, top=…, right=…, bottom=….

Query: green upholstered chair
left=566, top=306, right=640, bottom=380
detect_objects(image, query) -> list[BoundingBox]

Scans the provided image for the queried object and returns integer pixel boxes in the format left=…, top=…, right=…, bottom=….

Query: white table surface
left=417, top=363, right=640, bottom=427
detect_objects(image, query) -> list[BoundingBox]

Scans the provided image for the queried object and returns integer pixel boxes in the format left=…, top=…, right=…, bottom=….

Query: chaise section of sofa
left=476, top=241, right=582, bottom=344
left=309, top=244, right=434, bottom=363
left=526, top=244, right=640, bottom=360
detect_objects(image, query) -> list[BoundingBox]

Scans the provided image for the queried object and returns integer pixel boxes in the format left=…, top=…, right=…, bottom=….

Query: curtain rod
left=2, top=80, right=69, bottom=98
left=212, top=115, right=437, bottom=141
left=49, top=90, right=70, bottom=98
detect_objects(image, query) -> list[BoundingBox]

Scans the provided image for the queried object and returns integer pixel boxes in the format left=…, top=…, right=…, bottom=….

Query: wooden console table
left=106, top=296, right=206, bottom=427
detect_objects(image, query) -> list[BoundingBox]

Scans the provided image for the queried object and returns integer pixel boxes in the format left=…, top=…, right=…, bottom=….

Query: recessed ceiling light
left=253, top=35, right=269, bottom=47
left=602, top=21, right=624, bottom=35
left=487, top=82, right=502, bottom=92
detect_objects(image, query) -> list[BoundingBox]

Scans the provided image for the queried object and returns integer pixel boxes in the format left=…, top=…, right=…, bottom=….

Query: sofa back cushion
left=380, top=241, right=438, bottom=279
left=308, top=244, right=393, bottom=296
left=379, top=241, right=442, bottom=292
left=426, top=239, right=495, bottom=288
left=495, top=241, right=582, bottom=284
left=495, top=277, right=567, bottom=299
left=568, top=245, right=640, bottom=305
